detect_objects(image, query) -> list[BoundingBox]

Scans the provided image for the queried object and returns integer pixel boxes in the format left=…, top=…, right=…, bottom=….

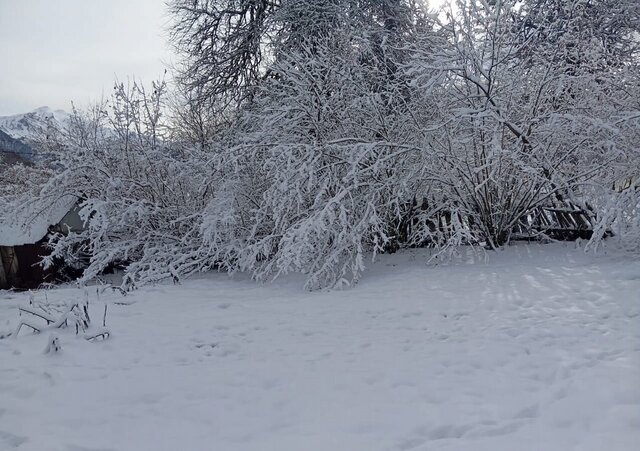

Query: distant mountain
left=0, top=106, right=71, bottom=140
left=0, top=129, right=33, bottom=165
left=0, top=107, right=72, bottom=165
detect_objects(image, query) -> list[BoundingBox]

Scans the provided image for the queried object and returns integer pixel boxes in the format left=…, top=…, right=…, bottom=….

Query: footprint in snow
left=398, top=423, right=474, bottom=450
left=467, top=420, right=525, bottom=438
left=66, top=446, right=116, bottom=451
left=513, top=403, right=539, bottom=419
left=429, top=423, right=474, bottom=440
left=193, top=342, right=219, bottom=357
left=0, top=430, right=28, bottom=448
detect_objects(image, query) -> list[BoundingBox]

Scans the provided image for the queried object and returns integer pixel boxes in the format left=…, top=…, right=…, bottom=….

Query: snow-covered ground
left=1, top=243, right=639, bottom=451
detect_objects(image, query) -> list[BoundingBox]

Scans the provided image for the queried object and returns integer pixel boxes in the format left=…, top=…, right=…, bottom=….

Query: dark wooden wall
left=0, top=242, right=52, bottom=290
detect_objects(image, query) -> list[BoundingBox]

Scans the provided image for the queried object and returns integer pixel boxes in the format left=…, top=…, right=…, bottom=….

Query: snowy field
left=1, top=243, right=639, bottom=451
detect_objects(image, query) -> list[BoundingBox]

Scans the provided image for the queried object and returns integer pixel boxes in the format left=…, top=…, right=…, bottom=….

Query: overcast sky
left=0, top=0, right=447, bottom=117
left=0, top=0, right=172, bottom=116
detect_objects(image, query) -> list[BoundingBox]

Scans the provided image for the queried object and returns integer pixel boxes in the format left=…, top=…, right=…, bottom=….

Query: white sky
left=0, top=0, right=172, bottom=116
left=0, top=0, right=447, bottom=117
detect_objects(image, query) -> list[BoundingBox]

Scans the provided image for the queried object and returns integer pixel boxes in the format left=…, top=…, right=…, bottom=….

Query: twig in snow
left=18, top=306, right=55, bottom=325
left=12, top=320, right=42, bottom=337
left=44, top=334, right=62, bottom=354
left=84, top=328, right=110, bottom=341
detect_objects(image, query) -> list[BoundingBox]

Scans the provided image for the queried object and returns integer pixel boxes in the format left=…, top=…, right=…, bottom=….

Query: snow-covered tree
left=189, top=0, right=440, bottom=288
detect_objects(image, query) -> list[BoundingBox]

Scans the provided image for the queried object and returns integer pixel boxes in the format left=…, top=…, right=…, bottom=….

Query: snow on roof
left=0, top=195, right=77, bottom=246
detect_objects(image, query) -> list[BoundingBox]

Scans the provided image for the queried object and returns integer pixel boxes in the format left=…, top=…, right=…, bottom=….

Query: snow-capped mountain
left=0, top=129, right=33, bottom=164
left=0, top=106, right=71, bottom=140
left=0, top=107, right=72, bottom=165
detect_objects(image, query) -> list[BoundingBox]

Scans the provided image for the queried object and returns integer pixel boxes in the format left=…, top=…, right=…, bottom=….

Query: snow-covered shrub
left=5, top=0, right=636, bottom=291
left=591, top=188, right=640, bottom=253
left=192, top=0, right=640, bottom=288
left=404, top=0, right=639, bottom=248
left=197, top=6, right=439, bottom=289
left=33, top=80, right=220, bottom=288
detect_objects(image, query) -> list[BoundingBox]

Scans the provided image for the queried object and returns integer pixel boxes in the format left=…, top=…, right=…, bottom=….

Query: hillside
left=0, top=129, right=33, bottom=164
left=0, top=107, right=71, bottom=165
left=0, top=106, right=70, bottom=140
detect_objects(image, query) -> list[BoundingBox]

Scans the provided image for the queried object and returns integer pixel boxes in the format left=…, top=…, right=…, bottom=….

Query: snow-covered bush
left=110, top=0, right=640, bottom=288
left=402, top=0, right=639, bottom=249
left=6, top=0, right=636, bottom=291
left=32, top=80, right=221, bottom=288
left=590, top=188, right=640, bottom=253
left=196, top=2, right=440, bottom=289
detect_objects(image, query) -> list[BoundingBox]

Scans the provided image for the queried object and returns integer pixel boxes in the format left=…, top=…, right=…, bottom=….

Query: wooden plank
left=0, top=247, right=8, bottom=288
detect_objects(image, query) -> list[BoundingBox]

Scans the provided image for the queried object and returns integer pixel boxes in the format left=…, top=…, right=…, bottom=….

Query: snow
left=0, top=243, right=638, bottom=451
left=0, top=195, right=76, bottom=246
left=0, top=106, right=71, bottom=140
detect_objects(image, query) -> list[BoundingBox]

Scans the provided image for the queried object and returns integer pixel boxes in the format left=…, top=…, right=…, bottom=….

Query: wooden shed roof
left=0, top=195, right=77, bottom=246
